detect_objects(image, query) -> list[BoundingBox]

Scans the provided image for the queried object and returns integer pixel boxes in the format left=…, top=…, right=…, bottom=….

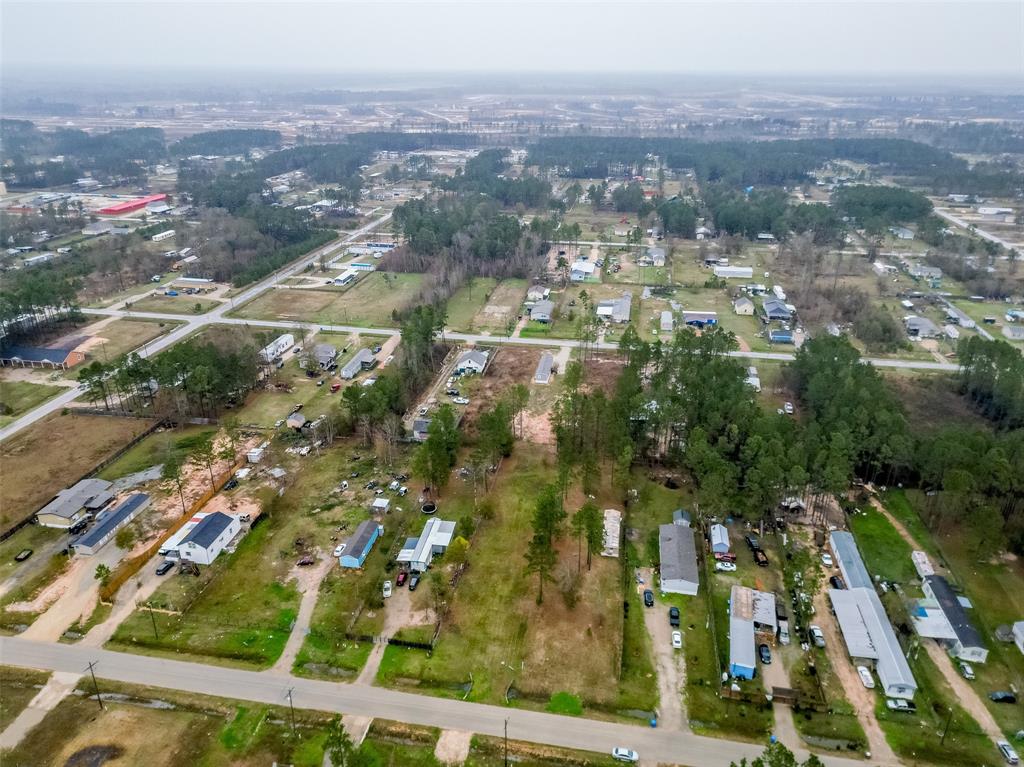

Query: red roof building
left=97, top=194, right=167, bottom=215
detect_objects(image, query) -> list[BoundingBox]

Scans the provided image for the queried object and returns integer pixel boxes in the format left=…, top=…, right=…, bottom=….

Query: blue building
left=339, top=519, right=382, bottom=568
left=768, top=329, right=793, bottom=344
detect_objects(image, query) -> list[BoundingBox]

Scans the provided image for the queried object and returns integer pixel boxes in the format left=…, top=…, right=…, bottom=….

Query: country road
left=0, top=636, right=874, bottom=767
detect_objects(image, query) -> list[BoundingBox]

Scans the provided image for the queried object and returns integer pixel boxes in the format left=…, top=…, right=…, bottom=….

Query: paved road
left=0, top=213, right=394, bottom=444
left=933, top=208, right=1018, bottom=251
left=0, top=636, right=875, bottom=767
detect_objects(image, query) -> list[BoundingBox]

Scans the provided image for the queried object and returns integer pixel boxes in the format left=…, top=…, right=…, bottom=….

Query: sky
left=2, top=1, right=1022, bottom=82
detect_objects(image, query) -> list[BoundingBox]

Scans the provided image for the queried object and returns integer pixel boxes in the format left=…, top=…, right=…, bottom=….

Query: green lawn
left=847, top=507, right=916, bottom=583
left=97, top=425, right=218, bottom=480
left=0, top=666, right=50, bottom=731
left=0, top=380, right=65, bottom=426
left=445, top=277, right=498, bottom=331
left=128, top=294, right=222, bottom=315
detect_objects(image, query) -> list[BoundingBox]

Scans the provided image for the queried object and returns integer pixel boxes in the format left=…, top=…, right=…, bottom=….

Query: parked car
left=809, top=625, right=826, bottom=648
left=274, top=419, right=285, bottom=428
left=753, top=549, right=769, bottom=567
left=224, top=478, right=239, bottom=491
left=333, top=544, right=346, bottom=558
left=783, top=401, right=795, bottom=415
left=829, top=575, right=845, bottom=590
left=990, top=691, right=1018, bottom=704
left=998, top=740, right=1020, bottom=765
left=715, top=561, right=737, bottom=572
left=821, top=553, right=834, bottom=567
left=886, top=698, right=916, bottom=713
left=396, top=570, right=408, bottom=587
left=452, top=396, right=470, bottom=405
left=372, top=345, right=382, bottom=354
left=671, top=630, right=682, bottom=649
left=445, top=388, right=460, bottom=396
left=758, top=643, right=772, bottom=664
left=958, top=662, right=975, bottom=681
left=611, top=747, right=639, bottom=763
left=744, top=535, right=760, bottom=550
left=14, top=548, right=33, bottom=563
left=418, top=406, right=429, bottom=416
left=643, top=589, right=654, bottom=607
left=297, top=556, right=315, bottom=566
left=713, top=551, right=737, bottom=562
left=292, top=403, right=304, bottom=413
left=383, top=580, right=392, bottom=598
left=409, top=574, right=420, bottom=591
left=668, top=606, right=680, bottom=627
left=856, top=666, right=875, bottom=689
left=155, top=560, right=174, bottom=576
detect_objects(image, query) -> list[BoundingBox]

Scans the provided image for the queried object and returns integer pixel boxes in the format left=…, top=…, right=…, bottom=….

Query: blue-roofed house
left=338, top=519, right=383, bottom=568
left=74, top=494, right=151, bottom=555
left=178, top=512, right=241, bottom=565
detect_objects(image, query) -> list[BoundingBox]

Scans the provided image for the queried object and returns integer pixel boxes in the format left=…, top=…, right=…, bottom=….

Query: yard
left=444, top=277, right=498, bottom=331
left=0, top=380, right=65, bottom=426
left=847, top=507, right=916, bottom=584
left=97, top=424, right=219, bottom=481
left=77, top=318, right=178, bottom=366
left=232, top=272, right=425, bottom=327
left=0, top=412, right=157, bottom=529
left=127, top=293, right=222, bottom=315
left=465, top=278, right=529, bottom=334
left=377, top=450, right=652, bottom=716
left=0, top=666, right=49, bottom=731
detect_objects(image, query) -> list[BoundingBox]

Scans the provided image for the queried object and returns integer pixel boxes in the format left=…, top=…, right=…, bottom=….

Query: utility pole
left=504, top=717, right=509, bottom=767
left=147, top=604, right=159, bottom=639
left=286, top=687, right=296, bottom=736
left=85, top=661, right=104, bottom=710
left=940, top=706, right=953, bottom=746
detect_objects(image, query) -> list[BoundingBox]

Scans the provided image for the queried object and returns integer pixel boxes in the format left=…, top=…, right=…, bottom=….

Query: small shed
left=710, top=523, right=730, bottom=554
left=660, top=311, right=674, bottom=332
left=371, top=497, right=391, bottom=514
left=733, top=296, right=755, bottom=316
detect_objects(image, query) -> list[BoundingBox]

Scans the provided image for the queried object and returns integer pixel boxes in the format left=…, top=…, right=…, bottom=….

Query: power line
left=85, top=661, right=104, bottom=710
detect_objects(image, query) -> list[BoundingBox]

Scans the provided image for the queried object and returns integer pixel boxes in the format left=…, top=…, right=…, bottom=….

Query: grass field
left=466, top=279, right=529, bottom=334
left=0, top=666, right=49, bottom=731
left=0, top=412, right=156, bottom=529
left=445, top=277, right=498, bottom=331
left=80, top=318, right=177, bottom=364
left=233, top=272, right=425, bottom=327
left=128, top=294, right=222, bottom=315
left=378, top=450, right=649, bottom=715
left=97, top=425, right=218, bottom=480
left=0, top=380, right=65, bottom=426
left=847, top=507, right=916, bottom=583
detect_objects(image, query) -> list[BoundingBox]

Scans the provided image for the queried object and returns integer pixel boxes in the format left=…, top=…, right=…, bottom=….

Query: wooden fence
left=99, top=456, right=246, bottom=602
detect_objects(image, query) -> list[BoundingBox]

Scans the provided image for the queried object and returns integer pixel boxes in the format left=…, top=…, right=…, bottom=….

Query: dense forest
left=831, top=185, right=932, bottom=231
left=170, top=129, right=282, bottom=156
left=438, top=149, right=551, bottom=208
left=527, top=136, right=1023, bottom=195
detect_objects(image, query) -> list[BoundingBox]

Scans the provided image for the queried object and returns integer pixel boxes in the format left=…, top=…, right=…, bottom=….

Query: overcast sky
left=3, top=1, right=1022, bottom=81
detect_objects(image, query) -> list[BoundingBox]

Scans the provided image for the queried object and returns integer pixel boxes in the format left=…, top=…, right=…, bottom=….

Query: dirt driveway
left=638, top=568, right=687, bottom=731
left=812, top=585, right=900, bottom=765
left=357, top=578, right=436, bottom=685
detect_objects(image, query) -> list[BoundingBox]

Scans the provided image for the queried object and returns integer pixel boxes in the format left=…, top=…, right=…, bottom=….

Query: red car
left=714, top=552, right=737, bottom=563
left=396, top=571, right=408, bottom=587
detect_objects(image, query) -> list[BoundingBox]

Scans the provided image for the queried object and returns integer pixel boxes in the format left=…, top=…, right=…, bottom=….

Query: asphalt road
left=0, top=636, right=875, bottom=767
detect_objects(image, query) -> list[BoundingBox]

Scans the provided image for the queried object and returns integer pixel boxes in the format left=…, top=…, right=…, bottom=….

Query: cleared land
left=78, top=318, right=176, bottom=364
left=97, top=425, right=218, bottom=481
left=233, top=272, right=424, bottom=327
left=0, top=381, right=65, bottom=427
left=0, top=412, right=156, bottom=529
left=127, top=294, right=222, bottom=315
left=445, top=277, right=498, bottom=331
left=0, top=665, right=50, bottom=731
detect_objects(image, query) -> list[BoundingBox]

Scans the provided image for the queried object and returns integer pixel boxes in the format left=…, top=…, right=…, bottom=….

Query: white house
left=177, top=511, right=240, bottom=565
left=733, top=296, right=755, bottom=316
left=714, top=265, right=754, bottom=280
left=455, top=349, right=488, bottom=375
left=396, top=518, right=456, bottom=572
left=1013, top=621, right=1024, bottom=655
left=570, top=260, right=596, bottom=281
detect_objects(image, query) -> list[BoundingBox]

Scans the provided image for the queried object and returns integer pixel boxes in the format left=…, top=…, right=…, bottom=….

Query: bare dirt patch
left=461, top=347, right=541, bottom=434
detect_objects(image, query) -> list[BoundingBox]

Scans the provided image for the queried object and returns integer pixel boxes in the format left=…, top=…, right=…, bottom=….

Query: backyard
left=0, top=380, right=65, bottom=426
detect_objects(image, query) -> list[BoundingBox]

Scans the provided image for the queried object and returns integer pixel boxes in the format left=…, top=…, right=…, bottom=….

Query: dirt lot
left=76, top=319, right=175, bottom=364
left=461, top=347, right=541, bottom=436
left=469, top=279, right=529, bottom=333
left=0, top=413, right=157, bottom=529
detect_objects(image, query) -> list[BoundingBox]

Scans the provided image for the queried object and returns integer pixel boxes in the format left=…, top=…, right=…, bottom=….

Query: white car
left=452, top=396, right=470, bottom=405
left=671, top=630, right=682, bottom=649
left=821, top=553, right=834, bottom=567
left=958, top=661, right=975, bottom=680
left=612, top=748, right=639, bottom=763
left=382, top=580, right=393, bottom=598
left=418, top=406, right=428, bottom=415
left=783, top=401, right=795, bottom=415
left=274, top=419, right=284, bottom=428
left=715, top=561, right=737, bottom=572
left=856, top=666, right=875, bottom=689
left=998, top=740, right=1020, bottom=765
left=333, top=544, right=346, bottom=558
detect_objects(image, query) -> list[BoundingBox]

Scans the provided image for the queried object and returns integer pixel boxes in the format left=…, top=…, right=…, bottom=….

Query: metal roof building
left=534, top=352, right=554, bottom=384
left=74, top=493, right=150, bottom=556
left=178, top=511, right=240, bottom=566
left=829, top=531, right=873, bottom=589
left=658, top=523, right=699, bottom=596
left=36, top=478, right=114, bottom=528
left=339, top=520, right=382, bottom=568
left=340, top=348, right=376, bottom=379
left=919, top=575, right=988, bottom=663
left=729, top=585, right=758, bottom=679
left=829, top=587, right=917, bottom=700
left=397, top=518, right=456, bottom=572
left=710, top=523, right=730, bottom=554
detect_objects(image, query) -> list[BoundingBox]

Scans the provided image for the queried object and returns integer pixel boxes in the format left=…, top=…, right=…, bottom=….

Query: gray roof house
left=918, top=575, right=988, bottom=664
left=658, top=523, right=699, bottom=596
left=905, top=316, right=941, bottom=339
left=36, top=478, right=115, bottom=528
left=313, top=343, right=337, bottom=368
left=534, top=352, right=554, bottom=384
left=762, top=298, right=792, bottom=321
left=596, top=292, right=632, bottom=324
left=829, top=531, right=873, bottom=590
left=530, top=299, right=555, bottom=323
left=178, top=511, right=241, bottom=566
left=340, top=348, right=377, bottom=379
left=455, top=349, right=488, bottom=375
left=733, top=296, right=755, bottom=315
left=397, top=518, right=456, bottom=572
left=526, top=285, right=549, bottom=302
left=412, top=418, right=431, bottom=442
